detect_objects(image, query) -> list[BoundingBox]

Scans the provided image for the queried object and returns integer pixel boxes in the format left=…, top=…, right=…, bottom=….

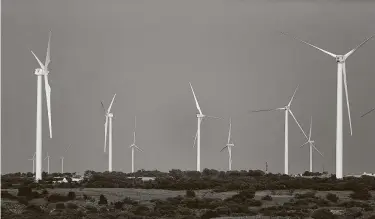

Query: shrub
left=98, top=194, right=108, bottom=205
left=238, top=188, right=256, bottom=199
left=17, top=197, right=29, bottom=205
left=1, top=191, right=17, bottom=200
left=17, top=186, right=32, bottom=197
left=326, top=193, right=339, bottom=202
left=201, top=210, right=220, bottom=219
left=67, top=191, right=76, bottom=200
left=262, top=195, right=273, bottom=201
left=114, top=201, right=123, bottom=209
left=41, top=189, right=49, bottom=195
left=48, top=193, right=69, bottom=203
left=66, top=202, right=78, bottom=209
left=186, top=190, right=196, bottom=198
left=56, top=202, right=65, bottom=209
left=350, top=189, right=372, bottom=200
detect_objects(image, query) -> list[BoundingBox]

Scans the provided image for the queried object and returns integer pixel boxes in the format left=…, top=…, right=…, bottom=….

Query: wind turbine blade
left=206, top=115, right=223, bottom=120
left=280, top=32, right=337, bottom=58
left=311, top=143, right=324, bottom=157
left=220, top=146, right=228, bottom=152
left=344, top=34, right=375, bottom=59
left=104, top=116, right=108, bottom=152
left=134, top=116, right=137, bottom=132
left=288, top=85, right=299, bottom=107
left=135, top=145, right=143, bottom=152
left=342, top=63, right=353, bottom=136
left=249, top=108, right=279, bottom=113
left=361, top=108, right=375, bottom=118
left=193, top=130, right=198, bottom=148
left=44, top=75, right=52, bottom=138
left=300, top=141, right=309, bottom=148
left=227, top=117, right=232, bottom=144
left=289, top=110, right=308, bottom=140
left=189, top=82, right=203, bottom=115
left=31, top=51, right=45, bottom=69
left=309, top=116, right=312, bottom=141
left=100, top=101, right=106, bottom=114
left=45, top=31, right=51, bottom=68
left=133, top=132, right=136, bottom=145
left=107, top=93, right=116, bottom=113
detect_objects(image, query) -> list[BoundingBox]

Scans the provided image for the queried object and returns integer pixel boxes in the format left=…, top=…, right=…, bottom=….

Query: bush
left=262, top=195, right=273, bottom=201
left=201, top=210, right=220, bottom=219
left=1, top=191, right=17, bottom=200
left=17, top=186, right=32, bottom=197
left=186, top=190, right=196, bottom=198
left=326, top=193, right=339, bottom=202
left=41, top=189, right=49, bottom=195
left=350, top=189, right=372, bottom=200
left=98, top=194, right=108, bottom=205
left=48, top=193, right=69, bottom=203
left=238, top=188, right=256, bottom=199
left=56, top=202, right=65, bottom=209
left=17, top=197, right=29, bottom=205
left=114, top=201, right=123, bottom=209
left=67, top=191, right=76, bottom=200
left=66, top=202, right=78, bottom=209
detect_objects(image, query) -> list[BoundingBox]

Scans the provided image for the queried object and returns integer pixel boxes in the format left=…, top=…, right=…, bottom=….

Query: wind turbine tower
left=102, top=94, right=116, bottom=172
left=60, top=144, right=71, bottom=174
left=220, top=117, right=235, bottom=171
left=190, top=82, right=222, bottom=172
left=31, top=31, right=53, bottom=181
left=129, top=116, right=143, bottom=173
left=250, top=85, right=308, bottom=175
left=300, top=117, right=324, bottom=172
left=28, top=153, right=36, bottom=174
left=281, top=32, right=375, bottom=178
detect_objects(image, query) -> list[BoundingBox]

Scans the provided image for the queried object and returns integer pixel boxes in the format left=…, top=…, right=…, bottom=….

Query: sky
left=2, top=0, right=375, bottom=175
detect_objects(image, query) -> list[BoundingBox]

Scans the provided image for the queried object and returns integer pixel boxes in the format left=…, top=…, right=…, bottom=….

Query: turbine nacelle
left=226, top=143, right=234, bottom=147
left=335, top=55, right=345, bottom=63
left=34, top=68, right=45, bottom=76
left=196, top=114, right=205, bottom=118
left=107, top=113, right=114, bottom=118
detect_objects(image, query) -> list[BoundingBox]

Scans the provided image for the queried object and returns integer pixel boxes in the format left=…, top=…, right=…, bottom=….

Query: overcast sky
left=2, top=0, right=375, bottom=175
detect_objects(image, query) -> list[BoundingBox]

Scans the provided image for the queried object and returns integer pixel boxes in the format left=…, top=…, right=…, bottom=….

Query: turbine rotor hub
left=197, top=114, right=205, bottom=118
left=34, top=68, right=44, bottom=76
left=336, top=55, right=345, bottom=63
left=107, top=113, right=114, bottom=118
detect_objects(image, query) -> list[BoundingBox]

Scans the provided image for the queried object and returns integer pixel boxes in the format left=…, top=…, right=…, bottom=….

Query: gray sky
left=2, top=0, right=375, bottom=175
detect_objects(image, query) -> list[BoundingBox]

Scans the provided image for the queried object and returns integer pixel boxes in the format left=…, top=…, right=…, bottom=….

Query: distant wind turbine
left=44, top=152, right=50, bottom=174
left=60, top=144, right=71, bottom=174
left=28, top=153, right=36, bottom=174
left=220, top=117, right=235, bottom=171
left=31, top=31, right=53, bottom=181
left=129, top=116, right=143, bottom=173
left=250, top=85, right=308, bottom=175
left=281, top=32, right=375, bottom=179
left=300, top=117, right=324, bottom=172
left=190, top=82, right=222, bottom=172
left=102, top=94, right=116, bottom=172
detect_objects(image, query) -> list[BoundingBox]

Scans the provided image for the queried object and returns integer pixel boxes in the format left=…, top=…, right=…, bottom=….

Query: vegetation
left=2, top=169, right=375, bottom=218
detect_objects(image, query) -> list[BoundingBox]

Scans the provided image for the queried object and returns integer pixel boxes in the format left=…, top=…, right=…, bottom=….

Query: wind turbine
left=44, top=152, right=50, bottom=174
left=31, top=31, right=53, bottom=181
left=300, top=117, right=324, bottom=172
left=101, top=94, right=116, bottom=172
left=250, top=85, right=308, bottom=175
left=60, top=144, right=71, bottom=174
left=281, top=32, right=375, bottom=179
left=190, top=82, right=222, bottom=172
left=220, top=117, right=235, bottom=171
left=129, top=116, right=143, bottom=173
left=28, top=153, right=36, bottom=174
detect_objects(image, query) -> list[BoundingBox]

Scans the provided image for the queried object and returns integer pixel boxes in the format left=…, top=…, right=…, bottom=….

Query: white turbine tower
left=300, top=117, right=324, bottom=172
left=60, top=144, right=71, bottom=174
left=101, top=94, right=117, bottom=172
left=44, top=152, right=51, bottom=174
left=250, top=85, right=308, bottom=175
left=220, top=117, right=235, bottom=171
left=28, top=153, right=36, bottom=174
left=281, top=32, right=375, bottom=179
left=31, top=31, right=53, bottom=181
left=129, top=116, right=143, bottom=173
left=190, top=82, right=222, bottom=172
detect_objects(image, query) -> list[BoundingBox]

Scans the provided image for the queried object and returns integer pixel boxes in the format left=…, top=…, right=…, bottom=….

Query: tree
left=98, top=194, right=108, bottom=205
